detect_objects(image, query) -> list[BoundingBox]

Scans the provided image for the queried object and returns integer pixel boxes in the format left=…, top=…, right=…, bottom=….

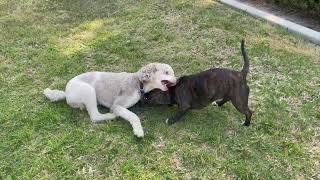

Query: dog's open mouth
left=161, top=80, right=175, bottom=87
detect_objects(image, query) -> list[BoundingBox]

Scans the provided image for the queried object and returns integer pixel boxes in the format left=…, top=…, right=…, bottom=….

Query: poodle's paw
left=90, top=113, right=116, bottom=123
left=107, top=113, right=117, bottom=119
left=133, top=128, right=144, bottom=138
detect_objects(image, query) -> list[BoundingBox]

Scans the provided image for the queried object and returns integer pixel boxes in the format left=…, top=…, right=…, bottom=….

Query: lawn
left=0, top=0, right=319, bottom=179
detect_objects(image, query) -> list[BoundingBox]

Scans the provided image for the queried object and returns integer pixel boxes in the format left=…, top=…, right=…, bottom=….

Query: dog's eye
left=165, top=71, right=169, bottom=75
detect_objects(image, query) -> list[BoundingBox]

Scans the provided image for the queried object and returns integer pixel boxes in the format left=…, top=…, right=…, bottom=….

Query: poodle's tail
left=44, top=88, right=66, bottom=102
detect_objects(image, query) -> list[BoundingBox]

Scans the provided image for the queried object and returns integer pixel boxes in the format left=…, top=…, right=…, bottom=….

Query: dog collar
left=139, top=82, right=146, bottom=97
left=139, top=82, right=151, bottom=103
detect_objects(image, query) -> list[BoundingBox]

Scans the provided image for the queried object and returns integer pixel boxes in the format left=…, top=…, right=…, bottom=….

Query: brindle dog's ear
left=143, top=89, right=172, bottom=105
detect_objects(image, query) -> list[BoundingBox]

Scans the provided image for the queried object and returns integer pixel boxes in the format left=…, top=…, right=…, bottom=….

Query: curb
left=219, top=0, right=320, bottom=45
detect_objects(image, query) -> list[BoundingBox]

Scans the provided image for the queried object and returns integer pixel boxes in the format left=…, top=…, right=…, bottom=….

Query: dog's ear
left=139, top=64, right=158, bottom=82
left=140, top=70, right=151, bottom=82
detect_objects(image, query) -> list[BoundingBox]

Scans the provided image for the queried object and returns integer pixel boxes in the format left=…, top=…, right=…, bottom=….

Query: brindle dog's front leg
left=166, top=109, right=189, bottom=125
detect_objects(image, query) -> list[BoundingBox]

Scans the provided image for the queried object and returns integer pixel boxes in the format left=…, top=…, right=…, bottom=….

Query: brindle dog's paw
left=243, top=121, right=251, bottom=126
left=165, top=118, right=175, bottom=125
left=211, top=101, right=218, bottom=106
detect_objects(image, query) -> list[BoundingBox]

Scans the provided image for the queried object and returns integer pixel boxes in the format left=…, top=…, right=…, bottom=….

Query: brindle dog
left=142, top=40, right=253, bottom=126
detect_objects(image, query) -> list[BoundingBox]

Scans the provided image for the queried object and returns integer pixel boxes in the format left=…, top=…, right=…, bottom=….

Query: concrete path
left=220, top=0, right=320, bottom=45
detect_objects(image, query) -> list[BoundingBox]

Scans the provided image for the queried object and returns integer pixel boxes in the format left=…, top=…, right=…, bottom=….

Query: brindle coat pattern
left=142, top=40, right=252, bottom=126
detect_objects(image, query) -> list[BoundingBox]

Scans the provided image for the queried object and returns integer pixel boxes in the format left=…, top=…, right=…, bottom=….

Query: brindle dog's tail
left=241, top=39, right=249, bottom=79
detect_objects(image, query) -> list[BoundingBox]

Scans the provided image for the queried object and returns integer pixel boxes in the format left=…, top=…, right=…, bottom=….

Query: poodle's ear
left=139, top=64, right=158, bottom=82
left=140, top=70, right=151, bottom=82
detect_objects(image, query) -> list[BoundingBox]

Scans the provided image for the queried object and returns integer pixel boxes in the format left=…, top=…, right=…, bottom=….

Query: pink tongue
left=162, top=80, right=170, bottom=85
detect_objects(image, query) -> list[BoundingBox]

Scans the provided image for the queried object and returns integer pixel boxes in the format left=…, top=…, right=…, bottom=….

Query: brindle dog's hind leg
left=231, top=98, right=252, bottom=126
left=230, top=85, right=252, bottom=126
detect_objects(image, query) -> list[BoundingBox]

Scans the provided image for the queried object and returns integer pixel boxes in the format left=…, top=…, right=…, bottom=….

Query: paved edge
left=219, top=0, right=320, bottom=45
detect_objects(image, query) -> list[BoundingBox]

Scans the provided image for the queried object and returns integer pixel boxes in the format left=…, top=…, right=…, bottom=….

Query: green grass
left=1, top=0, right=319, bottom=178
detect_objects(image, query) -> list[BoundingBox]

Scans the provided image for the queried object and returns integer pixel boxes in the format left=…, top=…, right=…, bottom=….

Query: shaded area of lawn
left=0, top=0, right=319, bottom=178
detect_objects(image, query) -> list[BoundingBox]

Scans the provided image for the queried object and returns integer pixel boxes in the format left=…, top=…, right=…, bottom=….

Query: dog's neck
left=133, top=72, right=145, bottom=91
left=168, top=84, right=177, bottom=105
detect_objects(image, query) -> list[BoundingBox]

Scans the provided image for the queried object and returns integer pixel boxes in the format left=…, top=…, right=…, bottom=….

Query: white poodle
left=44, top=63, right=176, bottom=137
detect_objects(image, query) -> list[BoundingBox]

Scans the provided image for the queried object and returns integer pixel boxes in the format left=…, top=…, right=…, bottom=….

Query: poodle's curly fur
left=44, top=63, right=176, bottom=137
